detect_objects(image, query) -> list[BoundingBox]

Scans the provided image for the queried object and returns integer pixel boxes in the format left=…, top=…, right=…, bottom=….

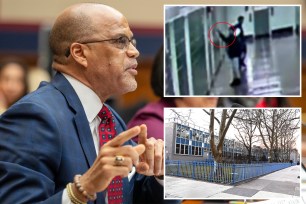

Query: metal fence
left=166, top=160, right=292, bottom=184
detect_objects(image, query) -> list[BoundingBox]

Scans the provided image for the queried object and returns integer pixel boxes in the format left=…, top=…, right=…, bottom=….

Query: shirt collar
left=62, top=73, right=102, bottom=123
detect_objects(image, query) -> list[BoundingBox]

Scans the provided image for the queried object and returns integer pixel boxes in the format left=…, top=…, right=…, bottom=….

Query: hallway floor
left=210, top=34, right=300, bottom=96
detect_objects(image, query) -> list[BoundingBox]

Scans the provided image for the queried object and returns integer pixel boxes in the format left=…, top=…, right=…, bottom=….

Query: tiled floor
left=211, top=34, right=300, bottom=96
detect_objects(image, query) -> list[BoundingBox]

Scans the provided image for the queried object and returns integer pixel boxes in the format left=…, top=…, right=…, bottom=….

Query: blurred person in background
left=217, top=97, right=260, bottom=107
left=0, top=59, right=28, bottom=114
left=27, top=66, right=51, bottom=92
left=255, top=97, right=290, bottom=107
left=128, top=45, right=218, bottom=142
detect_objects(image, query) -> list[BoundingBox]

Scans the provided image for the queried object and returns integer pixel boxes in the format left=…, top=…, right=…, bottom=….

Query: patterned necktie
left=98, top=105, right=123, bottom=204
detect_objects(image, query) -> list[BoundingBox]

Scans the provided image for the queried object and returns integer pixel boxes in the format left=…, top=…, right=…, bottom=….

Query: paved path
left=165, top=165, right=300, bottom=200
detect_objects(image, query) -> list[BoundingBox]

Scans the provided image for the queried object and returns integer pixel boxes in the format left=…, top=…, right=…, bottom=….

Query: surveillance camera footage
left=164, top=6, right=300, bottom=96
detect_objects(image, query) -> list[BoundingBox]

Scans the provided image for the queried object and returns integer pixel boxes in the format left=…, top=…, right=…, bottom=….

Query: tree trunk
left=248, top=148, right=252, bottom=164
left=209, top=110, right=222, bottom=163
left=209, top=109, right=237, bottom=163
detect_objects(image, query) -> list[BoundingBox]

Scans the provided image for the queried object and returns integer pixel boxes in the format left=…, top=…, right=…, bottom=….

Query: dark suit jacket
left=0, top=72, right=166, bottom=204
left=234, top=23, right=246, bottom=52
left=218, top=31, right=242, bottom=59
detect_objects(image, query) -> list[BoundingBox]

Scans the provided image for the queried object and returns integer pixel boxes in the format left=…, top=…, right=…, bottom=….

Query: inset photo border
left=164, top=5, right=301, bottom=97
left=164, top=108, right=301, bottom=201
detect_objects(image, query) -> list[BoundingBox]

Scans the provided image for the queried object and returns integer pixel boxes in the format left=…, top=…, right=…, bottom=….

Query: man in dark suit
left=0, top=3, right=170, bottom=204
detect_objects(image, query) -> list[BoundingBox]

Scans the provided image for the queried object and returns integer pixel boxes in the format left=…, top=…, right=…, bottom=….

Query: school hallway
left=210, top=34, right=300, bottom=96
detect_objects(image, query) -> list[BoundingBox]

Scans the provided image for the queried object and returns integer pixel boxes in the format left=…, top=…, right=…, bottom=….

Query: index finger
left=138, top=124, right=147, bottom=145
left=106, top=126, right=141, bottom=147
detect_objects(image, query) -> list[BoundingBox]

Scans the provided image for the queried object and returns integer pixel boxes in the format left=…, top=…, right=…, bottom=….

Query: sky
left=165, top=108, right=241, bottom=139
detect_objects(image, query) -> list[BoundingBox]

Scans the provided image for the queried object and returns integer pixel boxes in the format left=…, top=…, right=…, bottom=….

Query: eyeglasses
left=65, top=36, right=137, bottom=57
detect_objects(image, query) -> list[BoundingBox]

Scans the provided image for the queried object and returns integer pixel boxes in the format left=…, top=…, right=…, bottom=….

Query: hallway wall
left=226, top=7, right=253, bottom=36
left=270, top=6, right=297, bottom=30
left=225, top=6, right=300, bottom=37
left=165, top=6, right=228, bottom=95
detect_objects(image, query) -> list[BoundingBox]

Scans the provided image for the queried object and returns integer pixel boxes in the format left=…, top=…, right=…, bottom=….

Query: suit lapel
left=51, top=72, right=96, bottom=167
left=74, top=112, right=97, bottom=166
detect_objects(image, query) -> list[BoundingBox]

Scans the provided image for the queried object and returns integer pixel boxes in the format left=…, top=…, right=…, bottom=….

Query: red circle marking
left=208, top=22, right=237, bottom=48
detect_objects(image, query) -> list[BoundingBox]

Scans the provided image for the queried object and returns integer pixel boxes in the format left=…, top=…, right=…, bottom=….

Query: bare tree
left=232, top=109, right=259, bottom=163
left=170, top=109, right=193, bottom=125
left=255, top=109, right=300, bottom=162
left=278, top=111, right=299, bottom=162
left=206, top=109, right=237, bottom=163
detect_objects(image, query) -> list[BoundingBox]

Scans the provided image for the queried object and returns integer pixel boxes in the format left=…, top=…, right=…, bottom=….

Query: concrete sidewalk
left=165, top=165, right=300, bottom=199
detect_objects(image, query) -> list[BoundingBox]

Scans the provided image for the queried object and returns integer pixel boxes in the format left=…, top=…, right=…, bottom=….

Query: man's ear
left=70, top=43, right=88, bottom=68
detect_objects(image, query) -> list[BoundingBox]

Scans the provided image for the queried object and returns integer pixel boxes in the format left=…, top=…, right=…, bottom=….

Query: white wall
left=296, top=7, right=300, bottom=26
left=226, top=6, right=244, bottom=24
left=214, top=6, right=227, bottom=22
left=270, top=6, right=298, bottom=30
left=226, top=6, right=254, bottom=36
left=225, top=6, right=299, bottom=37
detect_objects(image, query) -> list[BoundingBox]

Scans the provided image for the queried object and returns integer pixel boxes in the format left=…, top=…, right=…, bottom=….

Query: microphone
left=231, top=103, right=244, bottom=108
